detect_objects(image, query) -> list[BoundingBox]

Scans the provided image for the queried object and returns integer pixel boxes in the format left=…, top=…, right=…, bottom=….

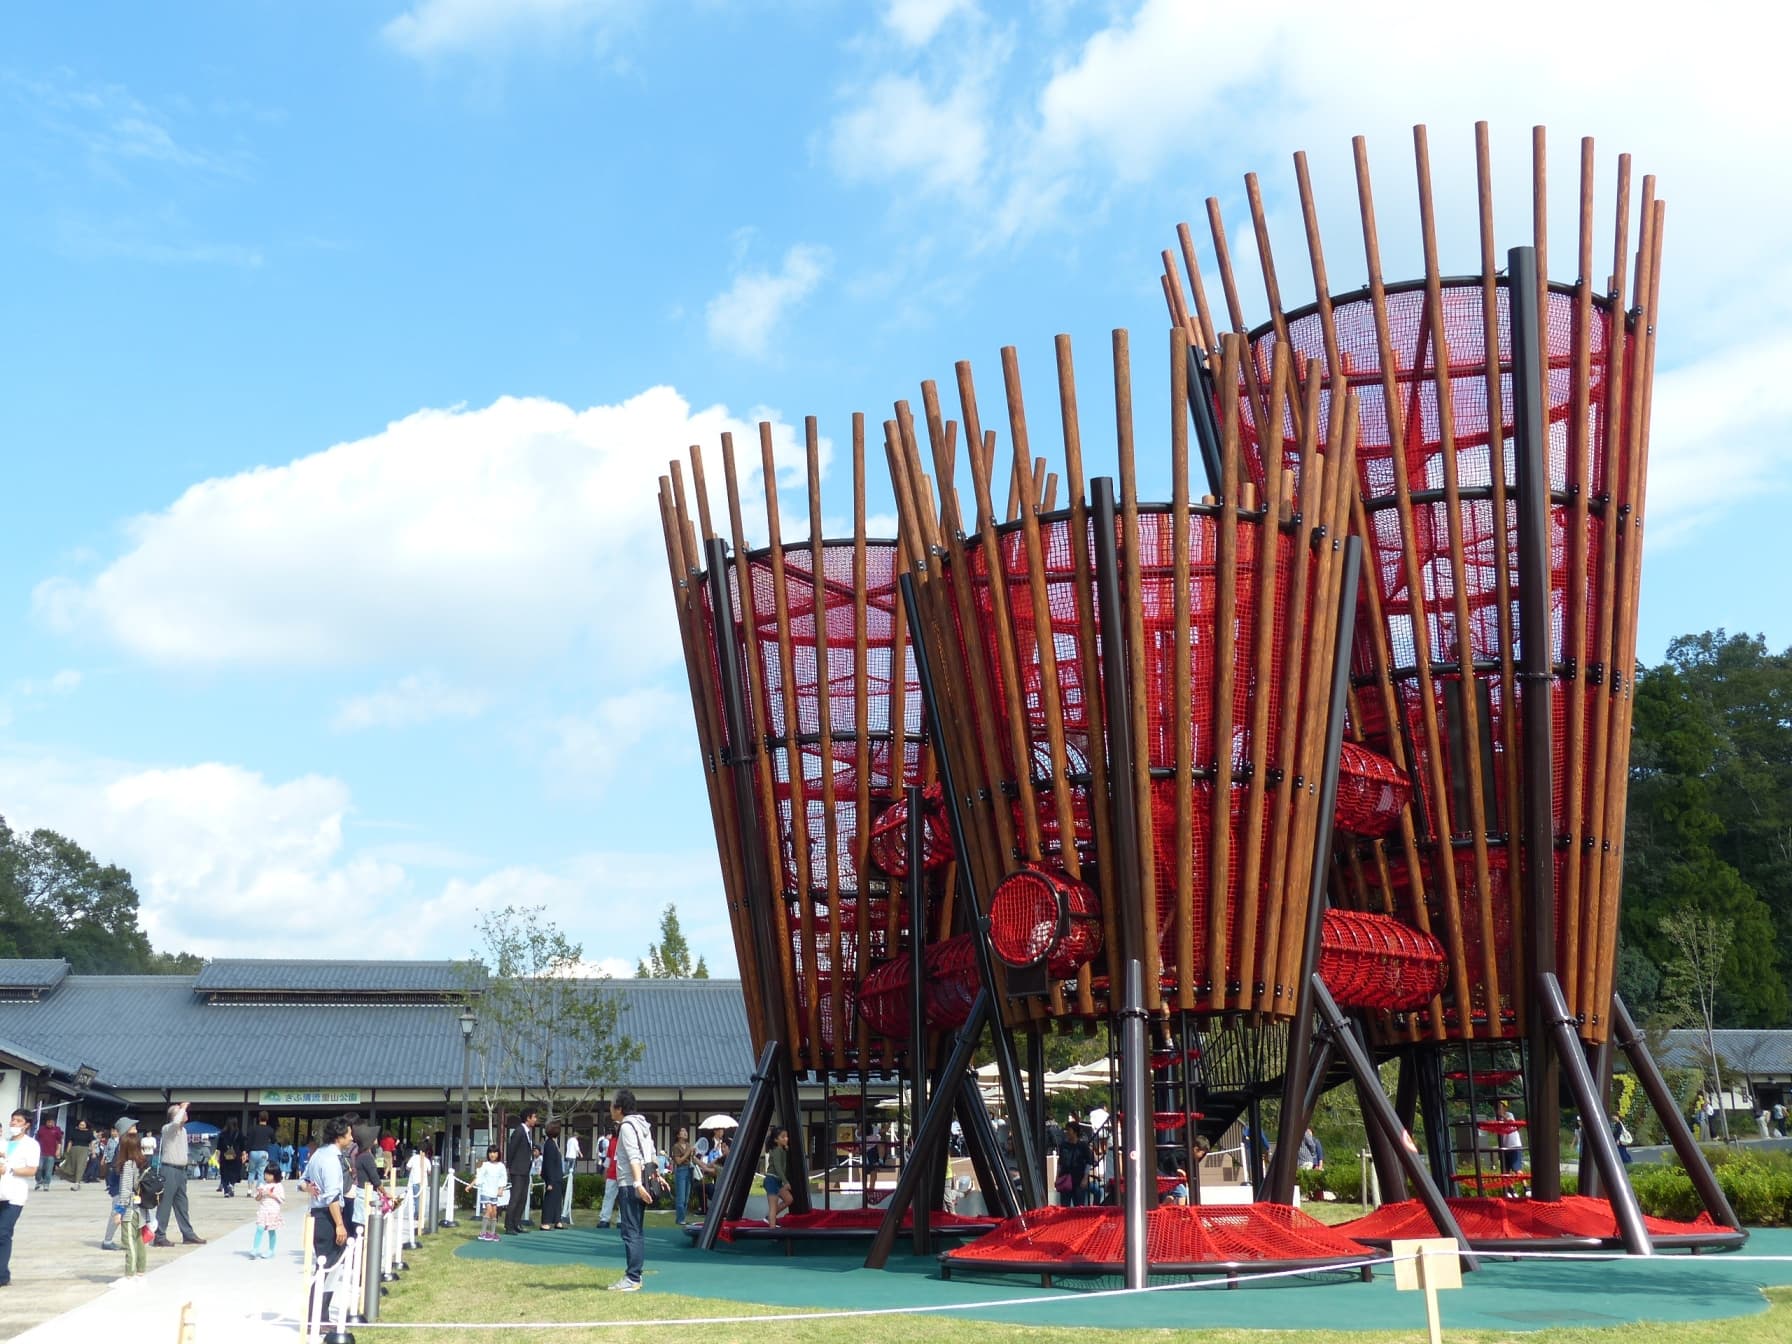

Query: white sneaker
left=606, top=1277, right=642, bottom=1292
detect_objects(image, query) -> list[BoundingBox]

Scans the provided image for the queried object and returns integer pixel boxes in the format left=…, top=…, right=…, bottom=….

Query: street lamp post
left=459, top=1007, right=477, bottom=1178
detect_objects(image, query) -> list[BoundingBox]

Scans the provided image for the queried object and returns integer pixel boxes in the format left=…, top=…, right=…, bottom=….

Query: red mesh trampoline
left=1340, top=1196, right=1746, bottom=1253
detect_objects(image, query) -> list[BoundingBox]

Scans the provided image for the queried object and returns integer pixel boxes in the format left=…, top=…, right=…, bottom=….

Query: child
left=475, top=1146, right=508, bottom=1242
left=763, top=1128, right=795, bottom=1228
left=251, top=1163, right=285, bottom=1259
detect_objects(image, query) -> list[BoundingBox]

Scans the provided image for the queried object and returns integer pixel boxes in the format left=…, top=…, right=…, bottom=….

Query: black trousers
left=504, top=1170, right=531, bottom=1232
left=310, top=1210, right=345, bottom=1323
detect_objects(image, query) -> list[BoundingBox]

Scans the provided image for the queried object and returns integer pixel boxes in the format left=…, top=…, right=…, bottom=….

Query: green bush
left=572, top=1173, right=605, bottom=1210
left=1296, top=1163, right=1363, bottom=1204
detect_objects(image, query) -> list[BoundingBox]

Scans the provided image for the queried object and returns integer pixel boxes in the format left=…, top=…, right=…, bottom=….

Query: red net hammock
left=1339, top=1196, right=1735, bottom=1247
left=989, top=866, right=1103, bottom=977
left=1317, top=909, right=1446, bottom=1011
left=943, top=1205, right=1372, bottom=1273
left=711, top=1209, right=998, bottom=1243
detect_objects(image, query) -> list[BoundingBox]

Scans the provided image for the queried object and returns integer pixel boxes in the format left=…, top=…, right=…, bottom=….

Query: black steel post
left=1313, top=976, right=1475, bottom=1268
left=1186, top=346, right=1225, bottom=496
left=1539, top=974, right=1649, bottom=1253
left=1298, top=1036, right=1337, bottom=1132
left=1508, top=248, right=1563, bottom=1198
left=1028, top=1028, right=1048, bottom=1183
left=1580, top=1037, right=1613, bottom=1200
left=905, top=781, right=931, bottom=1253
left=1358, top=1032, right=1408, bottom=1203
left=1092, top=477, right=1151, bottom=1285
left=1267, top=537, right=1361, bottom=1201
left=956, top=1074, right=1020, bottom=1220
left=1415, top=1049, right=1454, bottom=1190
left=898, top=572, right=1044, bottom=1210
left=1611, top=995, right=1742, bottom=1232
left=1120, top=959, right=1150, bottom=1291
left=772, top=1042, right=811, bottom=1216
left=866, top=991, right=995, bottom=1268
left=696, top=1041, right=780, bottom=1250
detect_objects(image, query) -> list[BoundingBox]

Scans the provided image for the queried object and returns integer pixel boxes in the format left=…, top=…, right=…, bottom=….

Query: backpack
left=624, top=1116, right=669, bottom=1203
left=136, top=1166, right=166, bottom=1208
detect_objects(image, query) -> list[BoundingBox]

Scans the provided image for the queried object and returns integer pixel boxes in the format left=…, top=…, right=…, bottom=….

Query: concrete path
left=0, top=1175, right=277, bottom=1342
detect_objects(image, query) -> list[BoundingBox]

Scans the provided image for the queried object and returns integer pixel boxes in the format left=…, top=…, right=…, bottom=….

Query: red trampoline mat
left=1339, top=1195, right=1730, bottom=1244
left=945, top=1203, right=1370, bottom=1267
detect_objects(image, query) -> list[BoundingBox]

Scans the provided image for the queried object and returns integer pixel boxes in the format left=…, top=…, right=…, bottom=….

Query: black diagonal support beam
left=1312, top=975, right=1476, bottom=1271
left=697, top=1040, right=781, bottom=1250
left=898, top=572, right=1043, bottom=1210
left=1538, top=974, right=1649, bottom=1253
left=1611, top=994, right=1741, bottom=1233
left=866, top=991, right=996, bottom=1268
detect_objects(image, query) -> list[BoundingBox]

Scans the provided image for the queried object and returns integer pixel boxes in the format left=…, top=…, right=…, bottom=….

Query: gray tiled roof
left=0, top=959, right=71, bottom=992
left=193, top=959, right=484, bottom=995
left=0, top=1031, right=73, bottom=1073
left=0, top=973, right=753, bottom=1092
left=1657, top=1030, right=1792, bottom=1077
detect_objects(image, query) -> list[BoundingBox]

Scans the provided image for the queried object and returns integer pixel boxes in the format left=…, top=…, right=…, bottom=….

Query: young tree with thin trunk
left=1659, top=904, right=1735, bottom=1143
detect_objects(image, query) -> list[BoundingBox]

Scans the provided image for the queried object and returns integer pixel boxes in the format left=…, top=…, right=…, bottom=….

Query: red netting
left=950, top=506, right=1315, bottom=1010
left=713, top=1209, right=997, bottom=1243
left=1333, top=742, right=1410, bottom=837
left=1451, top=1171, right=1531, bottom=1192
left=1476, top=1119, right=1526, bottom=1134
left=944, top=1204, right=1372, bottom=1270
left=866, top=785, right=955, bottom=877
left=857, top=933, right=981, bottom=1039
left=1339, top=1196, right=1732, bottom=1246
left=1444, top=1069, right=1522, bottom=1085
left=989, top=867, right=1104, bottom=977
left=1150, top=1047, right=1201, bottom=1071
left=1316, top=909, right=1447, bottom=1011
left=1231, top=280, right=1642, bottom=1044
left=1116, top=1112, right=1206, bottom=1132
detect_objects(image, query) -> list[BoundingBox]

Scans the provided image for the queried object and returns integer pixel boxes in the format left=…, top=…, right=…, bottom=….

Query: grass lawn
left=364, top=1217, right=1792, bottom=1343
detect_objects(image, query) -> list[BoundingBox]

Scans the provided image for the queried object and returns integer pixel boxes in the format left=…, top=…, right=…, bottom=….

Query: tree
left=0, top=815, right=189, bottom=972
left=1658, top=904, right=1734, bottom=1142
left=465, top=904, right=642, bottom=1126
left=637, top=903, right=708, bottom=979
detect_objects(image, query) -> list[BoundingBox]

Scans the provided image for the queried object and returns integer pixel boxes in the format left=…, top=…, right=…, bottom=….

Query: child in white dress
left=251, top=1164, right=285, bottom=1259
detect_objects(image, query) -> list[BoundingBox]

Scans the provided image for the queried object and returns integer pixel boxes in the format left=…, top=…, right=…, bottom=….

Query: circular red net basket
left=1333, top=742, right=1410, bottom=837
left=857, top=933, right=981, bottom=1039
left=866, top=787, right=955, bottom=877
left=988, top=866, right=1103, bottom=977
left=1316, top=909, right=1447, bottom=1011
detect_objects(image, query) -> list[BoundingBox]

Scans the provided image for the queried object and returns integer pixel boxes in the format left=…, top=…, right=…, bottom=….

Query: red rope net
left=1231, top=281, right=1641, bottom=1042
left=944, top=1204, right=1371, bottom=1270
left=1339, top=1196, right=1731, bottom=1246
left=857, top=933, right=981, bottom=1039
left=1334, top=742, right=1410, bottom=837
left=1317, top=909, right=1447, bottom=1011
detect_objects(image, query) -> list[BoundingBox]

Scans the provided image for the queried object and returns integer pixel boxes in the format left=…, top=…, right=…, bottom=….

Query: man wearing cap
left=153, top=1103, right=205, bottom=1246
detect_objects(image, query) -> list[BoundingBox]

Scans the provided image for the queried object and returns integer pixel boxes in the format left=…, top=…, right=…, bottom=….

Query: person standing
left=61, top=1119, right=93, bottom=1189
left=597, top=1126, right=622, bottom=1229
left=1495, top=1100, right=1526, bottom=1175
left=668, top=1127, right=695, bottom=1227
left=246, top=1112, right=276, bottom=1187
left=302, top=1120, right=352, bottom=1327
left=0, top=1109, right=43, bottom=1286
left=1057, top=1121, right=1094, bottom=1206
left=32, top=1116, right=60, bottom=1192
left=217, top=1122, right=245, bottom=1197
left=503, top=1108, right=538, bottom=1235
left=100, top=1119, right=137, bottom=1250
left=560, top=1128, right=582, bottom=1227
left=762, top=1127, right=794, bottom=1228
left=153, top=1103, right=205, bottom=1246
left=1297, top=1128, right=1326, bottom=1172
left=110, top=1128, right=149, bottom=1285
left=539, top=1124, right=566, bottom=1230
left=606, top=1090, right=653, bottom=1293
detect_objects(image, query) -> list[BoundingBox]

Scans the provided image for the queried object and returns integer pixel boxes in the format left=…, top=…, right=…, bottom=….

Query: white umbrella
left=697, top=1115, right=737, bottom=1131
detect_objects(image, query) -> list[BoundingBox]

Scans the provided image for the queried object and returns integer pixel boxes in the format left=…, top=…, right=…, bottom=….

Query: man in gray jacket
left=152, top=1102, right=205, bottom=1246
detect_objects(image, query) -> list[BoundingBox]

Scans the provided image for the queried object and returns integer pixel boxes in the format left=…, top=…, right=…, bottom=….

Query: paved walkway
left=0, top=1175, right=275, bottom=1342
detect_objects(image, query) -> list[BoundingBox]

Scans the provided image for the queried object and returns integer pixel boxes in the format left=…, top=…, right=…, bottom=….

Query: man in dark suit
left=503, top=1108, right=539, bottom=1235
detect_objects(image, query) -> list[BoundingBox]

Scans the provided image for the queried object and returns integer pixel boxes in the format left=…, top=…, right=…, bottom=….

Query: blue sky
left=2, top=1, right=1788, bottom=972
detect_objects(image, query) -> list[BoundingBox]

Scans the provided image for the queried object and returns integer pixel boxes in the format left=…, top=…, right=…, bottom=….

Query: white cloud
left=0, top=747, right=737, bottom=973
left=545, top=686, right=685, bottom=794
left=34, top=388, right=808, bottom=672
left=382, top=0, right=627, bottom=59
left=332, top=674, right=490, bottom=733
left=828, top=76, right=986, bottom=198
left=884, top=0, right=971, bottom=46
left=706, top=244, right=830, bottom=359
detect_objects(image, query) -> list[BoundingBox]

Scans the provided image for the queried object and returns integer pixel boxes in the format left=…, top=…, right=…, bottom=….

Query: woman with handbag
left=667, top=1128, right=696, bottom=1228
left=539, top=1124, right=567, bottom=1229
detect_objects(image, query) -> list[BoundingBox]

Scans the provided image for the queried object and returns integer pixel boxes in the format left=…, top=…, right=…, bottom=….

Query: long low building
left=0, top=957, right=837, bottom=1163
